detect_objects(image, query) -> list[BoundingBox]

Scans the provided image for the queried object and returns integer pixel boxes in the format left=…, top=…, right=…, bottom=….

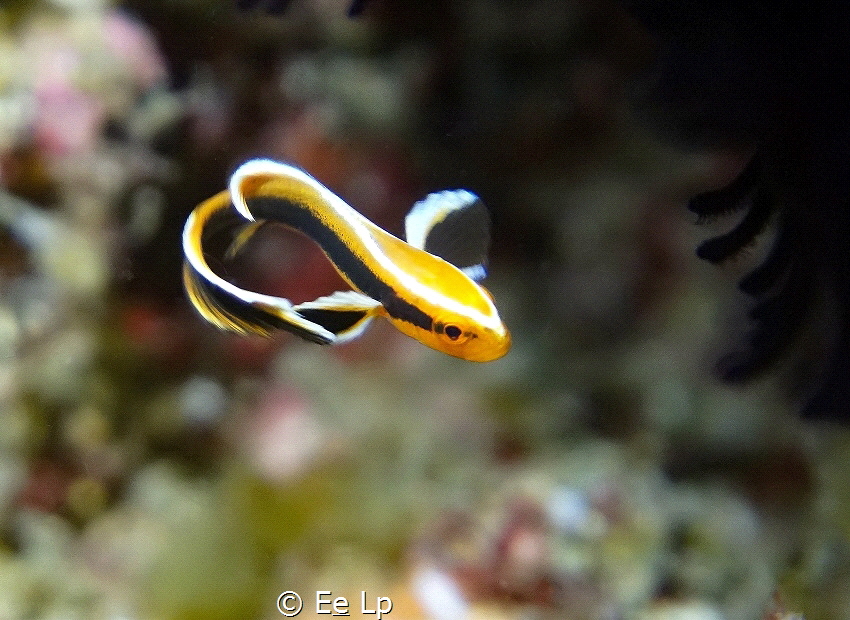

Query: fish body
left=182, top=159, right=510, bottom=362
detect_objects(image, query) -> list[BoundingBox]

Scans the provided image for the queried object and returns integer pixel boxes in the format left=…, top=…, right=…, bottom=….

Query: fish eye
left=436, top=320, right=472, bottom=345
left=444, top=324, right=462, bottom=341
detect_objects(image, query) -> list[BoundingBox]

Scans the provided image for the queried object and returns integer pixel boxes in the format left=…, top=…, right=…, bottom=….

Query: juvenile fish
left=182, top=159, right=510, bottom=361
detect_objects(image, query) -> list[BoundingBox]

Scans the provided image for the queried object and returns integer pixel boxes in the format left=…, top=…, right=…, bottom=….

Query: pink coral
left=34, top=87, right=106, bottom=157
left=102, top=12, right=168, bottom=92
left=17, top=10, right=167, bottom=157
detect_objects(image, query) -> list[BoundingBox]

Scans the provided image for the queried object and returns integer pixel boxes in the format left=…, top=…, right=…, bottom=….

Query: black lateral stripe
left=380, top=290, right=433, bottom=331
left=202, top=200, right=248, bottom=244
left=185, top=261, right=333, bottom=344
left=246, top=195, right=433, bottom=331
left=247, top=196, right=382, bottom=297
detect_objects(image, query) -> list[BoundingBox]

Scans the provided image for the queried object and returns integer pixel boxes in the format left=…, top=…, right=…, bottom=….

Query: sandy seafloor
left=0, top=1, right=847, bottom=618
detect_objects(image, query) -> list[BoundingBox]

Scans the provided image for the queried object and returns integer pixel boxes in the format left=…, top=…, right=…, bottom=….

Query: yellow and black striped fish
left=182, top=159, right=510, bottom=362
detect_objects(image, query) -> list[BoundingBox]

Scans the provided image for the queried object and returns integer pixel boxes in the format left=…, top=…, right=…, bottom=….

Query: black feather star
left=625, top=0, right=850, bottom=421
left=687, top=154, right=808, bottom=383
left=689, top=148, right=849, bottom=421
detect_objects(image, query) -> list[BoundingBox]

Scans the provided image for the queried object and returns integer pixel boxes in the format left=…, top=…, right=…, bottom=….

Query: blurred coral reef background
left=0, top=0, right=846, bottom=618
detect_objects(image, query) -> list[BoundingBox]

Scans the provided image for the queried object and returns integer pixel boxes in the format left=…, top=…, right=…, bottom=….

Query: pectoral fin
left=293, top=291, right=382, bottom=343
left=404, top=190, right=490, bottom=281
left=224, top=220, right=268, bottom=260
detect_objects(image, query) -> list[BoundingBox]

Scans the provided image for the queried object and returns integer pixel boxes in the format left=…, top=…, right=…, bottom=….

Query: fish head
left=418, top=301, right=511, bottom=362
left=437, top=318, right=512, bottom=362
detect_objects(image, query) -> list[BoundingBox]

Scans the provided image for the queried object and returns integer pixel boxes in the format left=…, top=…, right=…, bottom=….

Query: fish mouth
left=466, top=329, right=511, bottom=362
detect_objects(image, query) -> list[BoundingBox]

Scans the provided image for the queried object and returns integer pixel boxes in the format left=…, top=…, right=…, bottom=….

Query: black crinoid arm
left=624, top=0, right=850, bottom=421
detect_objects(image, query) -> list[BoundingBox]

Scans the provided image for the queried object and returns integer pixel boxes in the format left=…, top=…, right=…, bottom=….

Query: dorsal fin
left=404, top=190, right=491, bottom=281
